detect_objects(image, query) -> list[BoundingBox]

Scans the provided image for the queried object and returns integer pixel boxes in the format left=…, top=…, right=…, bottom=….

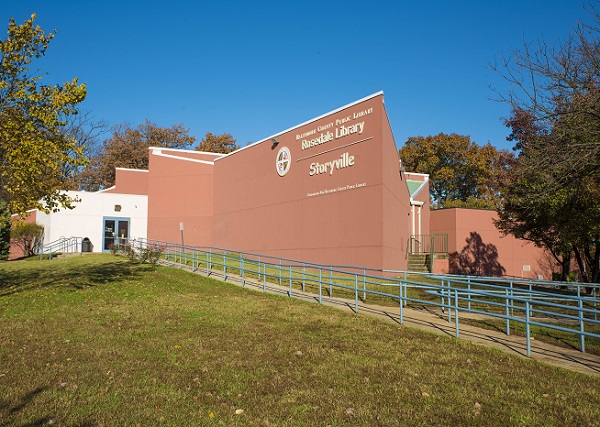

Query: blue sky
left=2, top=0, right=587, bottom=150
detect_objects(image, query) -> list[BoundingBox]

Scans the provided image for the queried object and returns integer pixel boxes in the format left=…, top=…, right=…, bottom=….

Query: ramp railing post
left=467, top=277, right=471, bottom=310
left=319, top=268, right=323, bottom=304
left=525, top=300, right=531, bottom=357
left=399, top=280, right=404, bottom=324
left=241, top=255, right=245, bottom=287
left=454, top=289, right=459, bottom=338
left=329, top=266, right=333, bottom=297
left=289, top=265, right=293, bottom=297
left=505, top=288, right=510, bottom=336
left=224, top=250, right=227, bottom=281
left=579, top=298, right=586, bottom=353
left=207, top=248, right=211, bottom=275
left=354, top=274, right=359, bottom=313
left=447, top=281, right=452, bottom=323
left=440, top=280, right=445, bottom=315
left=302, top=266, right=306, bottom=291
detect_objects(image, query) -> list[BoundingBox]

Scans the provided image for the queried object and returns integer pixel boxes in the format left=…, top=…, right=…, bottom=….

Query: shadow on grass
left=463, top=318, right=600, bottom=355
left=0, top=386, right=53, bottom=427
left=0, top=259, right=150, bottom=297
left=0, top=384, right=95, bottom=427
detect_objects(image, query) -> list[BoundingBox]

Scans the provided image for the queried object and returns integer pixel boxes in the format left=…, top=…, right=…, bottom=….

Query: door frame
left=102, top=216, right=131, bottom=252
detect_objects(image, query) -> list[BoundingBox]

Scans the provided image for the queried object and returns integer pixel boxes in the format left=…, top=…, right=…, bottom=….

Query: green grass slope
left=0, top=254, right=598, bottom=426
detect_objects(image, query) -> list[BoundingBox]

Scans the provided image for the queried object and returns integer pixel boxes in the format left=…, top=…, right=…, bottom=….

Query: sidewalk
left=186, top=265, right=600, bottom=376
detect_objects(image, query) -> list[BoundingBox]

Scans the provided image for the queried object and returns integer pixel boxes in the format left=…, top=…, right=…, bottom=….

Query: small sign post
left=180, top=222, right=184, bottom=247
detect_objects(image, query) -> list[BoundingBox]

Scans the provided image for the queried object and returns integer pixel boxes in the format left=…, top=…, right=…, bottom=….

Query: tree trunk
left=573, top=247, right=588, bottom=283
left=590, top=242, right=600, bottom=284
left=560, top=251, right=572, bottom=283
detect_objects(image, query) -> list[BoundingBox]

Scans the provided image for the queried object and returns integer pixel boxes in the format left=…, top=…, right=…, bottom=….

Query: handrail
left=37, top=236, right=83, bottom=260
left=135, top=237, right=428, bottom=279
left=134, top=237, right=599, bottom=292
left=408, top=234, right=448, bottom=254
left=126, top=237, right=599, bottom=357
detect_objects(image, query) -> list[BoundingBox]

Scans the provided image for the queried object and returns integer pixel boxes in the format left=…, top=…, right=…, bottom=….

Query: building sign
left=276, top=147, right=291, bottom=177
left=294, top=106, right=374, bottom=181
left=297, top=107, right=373, bottom=152
left=307, top=182, right=366, bottom=197
left=309, top=152, right=355, bottom=176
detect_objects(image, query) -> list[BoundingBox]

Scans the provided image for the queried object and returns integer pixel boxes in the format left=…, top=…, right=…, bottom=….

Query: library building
left=12, top=92, right=545, bottom=279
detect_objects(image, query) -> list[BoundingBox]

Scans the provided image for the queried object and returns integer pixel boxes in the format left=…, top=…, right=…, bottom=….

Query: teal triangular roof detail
left=406, top=180, right=422, bottom=197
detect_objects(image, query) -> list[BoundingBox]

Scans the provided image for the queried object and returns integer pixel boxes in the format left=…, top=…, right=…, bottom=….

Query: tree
left=10, top=221, right=44, bottom=257
left=495, top=111, right=574, bottom=280
left=0, top=14, right=87, bottom=215
left=497, top=107, right=600, bottom=283
left=195, top=132, right=238, bottom=154
left=491, top=3, right=600, bottom=283
left=398, top=133, right=507, bottom=209
left=78, top=120, right=196, bottom=190
left=0, top=200, right=10, bottom=260
left=59, top=110, right=108, bottom=190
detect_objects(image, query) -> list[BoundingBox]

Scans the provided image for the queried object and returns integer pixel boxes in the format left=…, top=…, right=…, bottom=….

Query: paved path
left=176, top=263, right=600, bottom=376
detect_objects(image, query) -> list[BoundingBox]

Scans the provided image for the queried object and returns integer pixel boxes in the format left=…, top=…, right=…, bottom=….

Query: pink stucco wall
left=145, top=93, right=413, bottom=271
left=210, top=93, right=410, bottom=270
left=147, top=149, right=216, bottom=246
left=381, top=106, right=412, bottom=269
left=430, top=208, right=548, bottom=279
left=104, top=168, right=149, bottom=195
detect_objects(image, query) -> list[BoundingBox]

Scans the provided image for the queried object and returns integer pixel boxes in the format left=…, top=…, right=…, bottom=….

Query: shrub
left=109, top=242, right=138, bottom=261
left=124, top=244, right=137, bottom=261
left=108, top=243, right=119, bottom=255
left=110, top=240, right=163, bottom=268
left=139, top=244, right=164, bottom=269
left=11, top=222, right=44, bottom=257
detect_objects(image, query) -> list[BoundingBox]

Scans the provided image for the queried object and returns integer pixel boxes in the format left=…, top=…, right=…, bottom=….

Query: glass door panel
left=117, top=220, right=129, bottom=246
left=103, top=218, right=130, bottom=251
left=104, top=219, right=116, bottom=250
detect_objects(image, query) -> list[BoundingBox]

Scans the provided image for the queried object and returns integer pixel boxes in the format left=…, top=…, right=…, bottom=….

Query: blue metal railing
left=128, top=238, right=599, bottom=357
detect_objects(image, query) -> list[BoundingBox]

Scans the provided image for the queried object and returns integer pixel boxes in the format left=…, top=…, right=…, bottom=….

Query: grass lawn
left=0, top=254, right=599, bottom=426
left=162, top=250, right=600, bottom=356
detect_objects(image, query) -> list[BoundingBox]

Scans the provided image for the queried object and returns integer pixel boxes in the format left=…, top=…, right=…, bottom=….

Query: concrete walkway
left=178, top=263, right=600, bottom=377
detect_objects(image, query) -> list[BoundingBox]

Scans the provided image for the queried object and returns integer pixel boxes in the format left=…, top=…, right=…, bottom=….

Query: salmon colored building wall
left=430, top=208, right=547, bottom=279
left=103, top=168, right=149, bottom=195
left=145, top=93, right=412, bottom=270
left=381, top=112, right=413, bottom=269
left=210, top=93, right=410, bottom=270
left=147, top=148, right=220, bottom=246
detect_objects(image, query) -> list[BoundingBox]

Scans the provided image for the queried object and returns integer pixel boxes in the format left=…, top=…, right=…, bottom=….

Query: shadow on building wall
left=450, top=231, right=506, bottom=277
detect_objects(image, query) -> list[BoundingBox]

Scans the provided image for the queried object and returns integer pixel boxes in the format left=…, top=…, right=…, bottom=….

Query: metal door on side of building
left=103, top=217, right=130, bottom=251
